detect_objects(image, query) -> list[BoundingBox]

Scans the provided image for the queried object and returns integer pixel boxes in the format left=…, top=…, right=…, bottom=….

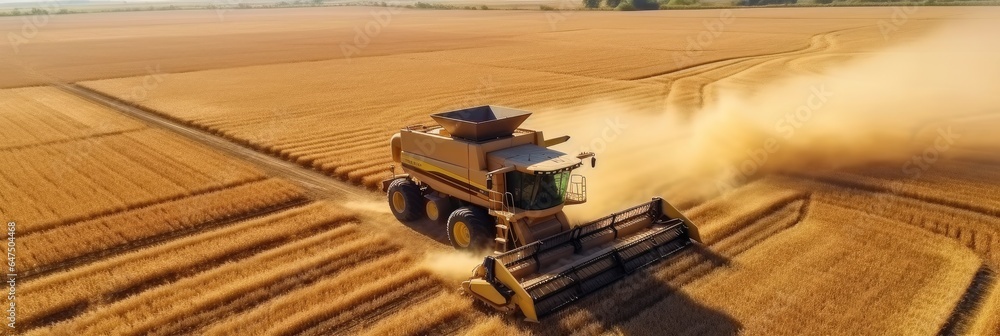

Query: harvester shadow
left=689, top=244, right=732, bottom=269
left=399, top=217, right=451, bottom=245
left=533, top=245, right=741, bottom=335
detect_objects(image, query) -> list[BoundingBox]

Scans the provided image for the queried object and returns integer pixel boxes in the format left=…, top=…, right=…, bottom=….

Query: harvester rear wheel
left=387, top=178, right=424, bottom=221
left=447, top=207, right=492, bottom=251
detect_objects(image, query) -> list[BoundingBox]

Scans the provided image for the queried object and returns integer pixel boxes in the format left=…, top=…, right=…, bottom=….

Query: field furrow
left=812, top=186, right=1000, bottom=266
left=358, top=292, right=472, bottom=336
left=811, top=171, right=1000, bottom=217
left=0, top=87, right=145, bottom=149
left=2, top=130, right=267, bottom=234
left=20, top=178, right=307, bottom=276
left=19, top=202, right=353, bottom=330
left=43, top=227, right=393, bottom=335
left=205, top=255, right=419, bottom=334
left=266, top=269, right=440, bottom=335
left=297, top=280, right=440, bottom=336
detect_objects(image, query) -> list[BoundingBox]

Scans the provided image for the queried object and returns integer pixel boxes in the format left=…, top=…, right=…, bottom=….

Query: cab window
left=505, top=171, right=569, bottom=210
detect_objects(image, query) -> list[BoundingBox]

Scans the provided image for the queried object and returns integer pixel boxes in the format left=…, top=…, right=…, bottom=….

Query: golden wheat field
left=2, top=5, right=1000, bottom=336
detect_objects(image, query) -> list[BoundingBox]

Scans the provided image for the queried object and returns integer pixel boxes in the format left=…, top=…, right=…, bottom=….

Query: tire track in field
left=786, top=53, right=859, bottom=76
left=634, top=26, right=863, bottom=82
left=696, top=32, right=840, bottom=106
left=652, top=27, right=867, bottom=111
left=21, top=198, right=311, bottom=281
left=670, top=32, right=834, bottom=109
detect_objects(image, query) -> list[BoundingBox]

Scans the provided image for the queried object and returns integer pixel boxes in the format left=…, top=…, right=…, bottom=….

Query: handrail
left=487, top=190, right=516, bottom=217
left=566, top=174, right=586, bottom=203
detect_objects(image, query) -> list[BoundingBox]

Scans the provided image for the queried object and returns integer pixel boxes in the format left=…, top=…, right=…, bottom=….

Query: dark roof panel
left=431, top=105, right=532, bottom=142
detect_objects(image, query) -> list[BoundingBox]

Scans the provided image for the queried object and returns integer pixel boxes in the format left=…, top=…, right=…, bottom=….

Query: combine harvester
left=382, top=106, right=701, bottom=322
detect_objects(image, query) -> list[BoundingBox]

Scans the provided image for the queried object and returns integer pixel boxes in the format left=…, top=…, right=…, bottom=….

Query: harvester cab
left=382, top=105, right=701, bottom=322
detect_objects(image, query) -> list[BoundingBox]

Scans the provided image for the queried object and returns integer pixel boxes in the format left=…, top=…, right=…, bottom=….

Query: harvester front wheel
left=387, top=178, right=424, bottom=221
left=447, top=207, right=492, bottom=250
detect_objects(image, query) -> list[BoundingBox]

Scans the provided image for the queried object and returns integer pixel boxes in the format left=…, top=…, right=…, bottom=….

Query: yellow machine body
left=383, top=106, right=701, bottom=321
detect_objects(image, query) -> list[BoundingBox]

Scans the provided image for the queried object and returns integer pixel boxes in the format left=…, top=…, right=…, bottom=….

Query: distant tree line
left=733, top=0, right=797, bottom=5
left=580, top=0, right=996, bottom=9
left=582, top=0, right=697, bottom=10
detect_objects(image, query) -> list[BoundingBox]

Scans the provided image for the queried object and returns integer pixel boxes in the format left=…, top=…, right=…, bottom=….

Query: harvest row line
left=22, top=202, right=353, bottom=330
left=3, top=129, right=264, bottom=234
left=21, top=178, right=308, bottom=278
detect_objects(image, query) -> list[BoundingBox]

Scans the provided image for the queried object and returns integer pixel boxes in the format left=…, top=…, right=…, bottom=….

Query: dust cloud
left=532, top=21, right=1000, bottom=222
left=420, top=251, right=483, bottom=283
left=343, top=200, right=392, bottom=214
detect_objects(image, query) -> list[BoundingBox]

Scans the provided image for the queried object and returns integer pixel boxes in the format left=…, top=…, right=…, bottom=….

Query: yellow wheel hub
left=391, top=191, right=406, bottom=213
left=453, top=221, right=472, bottom=247
left=426, top=201, right=439, bottom=221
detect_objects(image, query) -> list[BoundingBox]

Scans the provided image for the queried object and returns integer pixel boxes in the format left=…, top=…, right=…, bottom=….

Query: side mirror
left=591, top=157, right=597, bottom=168
left=486, top=174, right=494, bottom=190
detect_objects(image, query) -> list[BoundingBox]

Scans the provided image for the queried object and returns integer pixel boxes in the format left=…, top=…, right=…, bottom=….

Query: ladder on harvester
left=487, top=191, right=516, bottom=253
